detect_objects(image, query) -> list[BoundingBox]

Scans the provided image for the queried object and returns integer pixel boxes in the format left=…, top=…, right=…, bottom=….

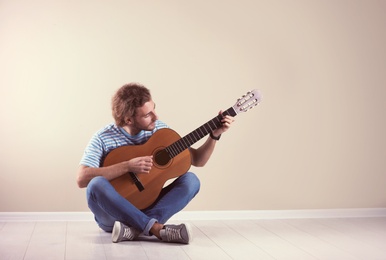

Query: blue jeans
left=86, top=172, right=200, bottom=236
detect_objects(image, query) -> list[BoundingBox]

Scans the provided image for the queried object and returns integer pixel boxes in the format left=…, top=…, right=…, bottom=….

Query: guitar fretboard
left=165, top=107, right=237, bottom=158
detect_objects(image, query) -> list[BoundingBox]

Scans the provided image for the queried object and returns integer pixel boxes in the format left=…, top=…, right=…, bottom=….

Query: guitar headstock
left=232, top=89, right=262, bottom=114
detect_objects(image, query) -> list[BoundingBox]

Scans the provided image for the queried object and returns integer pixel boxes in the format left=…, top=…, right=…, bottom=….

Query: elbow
left=192, top=159, right=207, bottom=167
left=190, top=150, right=208, bottom=167
left=77, top=178, right=85, bottom=188
left=76, top=166, right=88, bottom=188
left=196, top=161, right=207, bottom=167
left=76, top=175, right=86, bottom=188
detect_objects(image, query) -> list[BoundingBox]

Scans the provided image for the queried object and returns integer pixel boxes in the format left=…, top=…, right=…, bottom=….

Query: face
left=126, top=100, right=158, bottom=135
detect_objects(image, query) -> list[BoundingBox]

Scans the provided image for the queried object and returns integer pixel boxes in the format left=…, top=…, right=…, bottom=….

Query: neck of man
left=122, top=125, right=141, bottom=136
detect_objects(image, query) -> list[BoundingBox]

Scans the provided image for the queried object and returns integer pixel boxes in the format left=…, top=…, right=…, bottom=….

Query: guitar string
left=166, top=115, right=223, bottom=158
left=165, top=107, right=235, bottom=158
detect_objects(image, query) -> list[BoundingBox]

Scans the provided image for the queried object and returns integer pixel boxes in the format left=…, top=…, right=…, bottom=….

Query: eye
left=144, top=112, right=153, bottom=118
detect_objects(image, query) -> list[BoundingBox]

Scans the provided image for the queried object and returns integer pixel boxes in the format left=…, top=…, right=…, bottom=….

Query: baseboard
left=1, top=208, right=386, bottom=222
left=0, top=212, right=94, bottom=222
left=173, top=208, right=386, bottom=220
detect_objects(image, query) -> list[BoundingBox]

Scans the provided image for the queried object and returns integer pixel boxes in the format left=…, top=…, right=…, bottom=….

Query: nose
left=152, top=111, right=158, bottom=121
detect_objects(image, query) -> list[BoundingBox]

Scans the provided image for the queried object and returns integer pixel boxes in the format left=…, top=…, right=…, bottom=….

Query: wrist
left=210, top=132, right=221, bottom=141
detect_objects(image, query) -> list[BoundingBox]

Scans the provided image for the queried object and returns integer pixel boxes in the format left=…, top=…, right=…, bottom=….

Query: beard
left=147, top=121, right=156, bottom=131
left=131, top=120, right=156, bottom=133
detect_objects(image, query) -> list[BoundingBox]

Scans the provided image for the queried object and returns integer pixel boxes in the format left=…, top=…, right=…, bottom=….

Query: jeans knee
left=183, top=172, right=201, bottom=195
left=86, top=176, right=109, bottom=201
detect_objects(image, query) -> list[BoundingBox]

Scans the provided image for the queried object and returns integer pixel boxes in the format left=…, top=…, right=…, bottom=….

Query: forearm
left=190, top=136, right=217, bottom=167
left=77, top=155, right=154, bottom=188
left=76, top=161, right=130, bottom=188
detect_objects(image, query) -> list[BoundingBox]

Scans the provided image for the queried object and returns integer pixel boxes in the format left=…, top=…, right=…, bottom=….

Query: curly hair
left=111, top=83, right=152, bottom=127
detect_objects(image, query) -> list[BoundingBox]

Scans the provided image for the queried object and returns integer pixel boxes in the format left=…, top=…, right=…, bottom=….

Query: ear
left=125, top=116, right=134, bottom=125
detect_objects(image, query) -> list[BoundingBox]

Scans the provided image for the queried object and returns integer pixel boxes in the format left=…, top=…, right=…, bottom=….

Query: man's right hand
left=128, top=156, right=153, bottom=174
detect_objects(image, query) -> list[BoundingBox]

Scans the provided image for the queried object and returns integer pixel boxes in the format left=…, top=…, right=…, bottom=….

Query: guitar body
left=103, top=128, right=192, bottom=210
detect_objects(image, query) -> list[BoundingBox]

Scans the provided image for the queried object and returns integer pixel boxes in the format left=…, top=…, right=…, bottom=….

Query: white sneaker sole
left=184, top=223, right=193, bottom=244
left=112, top=221, right=121, bottom=243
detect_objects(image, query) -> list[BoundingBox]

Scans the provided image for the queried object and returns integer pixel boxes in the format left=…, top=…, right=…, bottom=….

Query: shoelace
left=166, top=227, right=182, bottom=241
left=123, top=228, right=134, bottom=240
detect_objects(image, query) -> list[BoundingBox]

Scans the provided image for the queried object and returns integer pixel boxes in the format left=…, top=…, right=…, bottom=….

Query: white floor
left=1, top=217, right=386, bottom=260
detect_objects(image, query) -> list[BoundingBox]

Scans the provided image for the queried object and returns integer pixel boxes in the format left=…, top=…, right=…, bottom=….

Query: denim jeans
left=86, top=172, right=200, bottom=236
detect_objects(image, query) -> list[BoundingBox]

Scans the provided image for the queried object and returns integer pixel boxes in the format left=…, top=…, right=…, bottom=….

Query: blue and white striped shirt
left=80, top=120, right=169, bottom=168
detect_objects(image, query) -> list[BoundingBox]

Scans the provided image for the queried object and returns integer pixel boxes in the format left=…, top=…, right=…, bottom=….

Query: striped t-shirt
left=80, top=120, right=169, bottom=168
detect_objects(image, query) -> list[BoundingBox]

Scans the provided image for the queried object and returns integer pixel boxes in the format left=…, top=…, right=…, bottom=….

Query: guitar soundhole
left=154, top=149, right=171, bottom=166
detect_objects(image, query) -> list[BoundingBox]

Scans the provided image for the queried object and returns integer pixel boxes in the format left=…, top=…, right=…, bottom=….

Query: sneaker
left=160, top=223, right=192, bottom=244
left=112, top=221, right=139, bottom=243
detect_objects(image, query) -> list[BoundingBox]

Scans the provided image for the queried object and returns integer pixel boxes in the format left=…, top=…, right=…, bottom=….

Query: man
left=77, top=83, right=234, bottom=244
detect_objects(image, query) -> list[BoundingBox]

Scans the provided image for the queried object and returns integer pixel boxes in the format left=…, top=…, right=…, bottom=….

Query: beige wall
left=1, top=0, right=385, bottom=212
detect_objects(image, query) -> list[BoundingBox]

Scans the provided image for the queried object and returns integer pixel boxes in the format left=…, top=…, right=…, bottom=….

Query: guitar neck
left=165, top=107, right=237, bottom=158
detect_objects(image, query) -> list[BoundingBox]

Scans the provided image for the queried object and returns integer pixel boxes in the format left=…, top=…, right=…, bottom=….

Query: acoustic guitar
left=103, top=89, right=261, bottom=209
